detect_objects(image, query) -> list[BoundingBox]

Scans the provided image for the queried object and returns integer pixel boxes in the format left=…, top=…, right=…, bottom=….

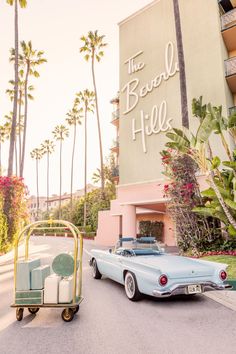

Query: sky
left=0, top=0, right=152, bottom=197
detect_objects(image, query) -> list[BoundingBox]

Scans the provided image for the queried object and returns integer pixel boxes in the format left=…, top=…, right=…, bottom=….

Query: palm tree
left=80, top=30, right=107, bottom=195
left=52, top=125, right=69, bottom=219
left=76, top=90, right=95, bottom=228
left=6, top=0, right=27, bottom=176
left=30, top=147, right=43, bottom=220
left=4, top=112, right=18, bottom=175
left=41, top=139, right=55, bottom=214
left=6, top=75, right=34, bottom=171
left=172, top=0, right=189, bottom=129
left=17, top=41, right=47, bottom=177
left=66, top=100, right=82, bottom=216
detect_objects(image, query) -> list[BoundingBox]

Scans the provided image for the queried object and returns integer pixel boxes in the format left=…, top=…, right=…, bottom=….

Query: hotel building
left=96, top=0, right=236, bottom=246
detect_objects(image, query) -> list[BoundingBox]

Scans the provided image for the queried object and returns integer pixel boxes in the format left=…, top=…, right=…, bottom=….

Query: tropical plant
left=0, top=194, right=8, bottom=253
left=161, top=149, right=223, bottom=252
left=0, top=176, right=28, bottom=246
left=6, top=75, right=34, bottom=170
left=66, top=99, right=82, bottom=215
left=30, top=147, right=43, bottom=220
left=52, top=125, right=69, bottom=219
left=76, top=89, right=95, bottom=227
left=14, top=41, right=47, bottom=176
left=6, top=0, right=27, bottom=177
left=172, top=0, right=189, bottom=129
left=80, top=30, right=107, bottom=195
left=92, top=154, right=116, bottom=200
left=41, top=139, right=55, bottom=214
left=67, top=188, right=111, bottom=232
left=164, top=97, right=236, bottom=237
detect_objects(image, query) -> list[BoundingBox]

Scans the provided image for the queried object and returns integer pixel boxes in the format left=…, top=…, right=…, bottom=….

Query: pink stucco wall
left=96, top=210, right=120, bottom=246
left=96, top=175, right=208, bottom=247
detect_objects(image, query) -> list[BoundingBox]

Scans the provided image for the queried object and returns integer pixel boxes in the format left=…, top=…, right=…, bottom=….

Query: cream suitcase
left=59, top=277, right=73, bottom=303
left=44, top=274, right=61, bottom=304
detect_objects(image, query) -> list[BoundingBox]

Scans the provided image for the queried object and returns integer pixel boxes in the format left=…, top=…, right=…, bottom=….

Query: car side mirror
left=109, top=248, right=112, bottom=253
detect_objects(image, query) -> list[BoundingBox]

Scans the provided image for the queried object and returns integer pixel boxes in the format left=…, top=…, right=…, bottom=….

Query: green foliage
left=161, top=149, right=223, bottom=253
left=0, top=176, right=28, bottom=252
left=52, top=188, right=115, bottom=232
left=139, top=221, right=164, bottom=241
left=201, top=255, right=236, bottom=279
left=0, top=195, right=8, bottom=253
left=164, top=97, right=236, bottom=252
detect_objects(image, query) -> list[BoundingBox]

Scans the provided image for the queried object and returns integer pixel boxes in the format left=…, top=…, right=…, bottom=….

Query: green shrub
left=139, top=221, right=164, bottom=241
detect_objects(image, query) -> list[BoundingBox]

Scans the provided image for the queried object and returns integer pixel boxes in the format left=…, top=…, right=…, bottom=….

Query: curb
left=204, top=291, right=236, bottom=312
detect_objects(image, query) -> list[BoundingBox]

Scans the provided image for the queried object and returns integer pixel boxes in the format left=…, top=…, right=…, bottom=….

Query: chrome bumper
left=152, top=282, right=233, bottom=298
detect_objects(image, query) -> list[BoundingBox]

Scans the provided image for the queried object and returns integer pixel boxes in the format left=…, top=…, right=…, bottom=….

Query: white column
left=122, top=205, right=136, bottom=237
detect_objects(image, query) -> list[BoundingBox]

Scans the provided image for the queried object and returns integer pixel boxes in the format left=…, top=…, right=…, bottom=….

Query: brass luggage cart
left=11, top=220, right=83, bottom=322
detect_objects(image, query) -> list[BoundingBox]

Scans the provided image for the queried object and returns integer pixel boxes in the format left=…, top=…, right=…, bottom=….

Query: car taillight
left=219, top=270, right=227, bottom=281
left=159, top=274, right=168, bottom=286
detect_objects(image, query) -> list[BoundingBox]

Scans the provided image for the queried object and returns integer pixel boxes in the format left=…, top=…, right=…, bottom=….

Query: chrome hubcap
left=125, top=274, right=135, bottom=298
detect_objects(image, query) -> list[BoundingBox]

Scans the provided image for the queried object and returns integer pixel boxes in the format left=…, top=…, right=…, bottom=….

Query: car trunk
left=134, top=255, right=215, bottom=279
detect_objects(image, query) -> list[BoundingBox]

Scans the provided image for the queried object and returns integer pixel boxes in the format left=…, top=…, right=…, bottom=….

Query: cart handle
left=14, top=220, right=83, bottom=302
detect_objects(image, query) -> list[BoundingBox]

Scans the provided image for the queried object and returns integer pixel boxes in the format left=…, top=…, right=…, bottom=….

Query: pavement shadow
left=100, top=277, right=206, bottom=306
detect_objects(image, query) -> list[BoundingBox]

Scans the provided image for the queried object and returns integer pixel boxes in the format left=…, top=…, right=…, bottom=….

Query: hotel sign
left=121, top=41, right=179, bottom=153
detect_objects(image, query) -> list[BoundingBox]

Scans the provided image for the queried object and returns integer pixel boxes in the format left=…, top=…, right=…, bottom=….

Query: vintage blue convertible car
left=89, top=237, right=232, bottom=301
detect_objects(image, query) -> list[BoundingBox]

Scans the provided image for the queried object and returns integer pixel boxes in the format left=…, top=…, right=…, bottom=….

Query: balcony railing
left=225, top=56, right=236, bottom=76
left=111, top=109, right=120, bottom=122
left=229, top=106, right=236, bottom=115
left=219, top=0, right=234, bottom=13
left=111, top=166, right=119, bottom=177
left=221, top=7, right=236, bottom=30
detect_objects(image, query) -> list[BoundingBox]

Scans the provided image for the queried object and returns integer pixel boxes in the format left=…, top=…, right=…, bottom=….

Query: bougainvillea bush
left=161, top=149, right=223, bottom=254
left=0, top=176, right=29, bottom=252
left=0, top=194, right=7, bottom=253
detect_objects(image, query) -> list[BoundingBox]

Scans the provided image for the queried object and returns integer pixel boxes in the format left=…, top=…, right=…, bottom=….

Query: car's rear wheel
left=124, top=271, right=142, bottom=301
left=92, top=259, right=102, bottom=279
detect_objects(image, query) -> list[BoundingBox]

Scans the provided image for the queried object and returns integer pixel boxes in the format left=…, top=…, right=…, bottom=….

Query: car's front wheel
left=92, top=259, right=102, bottom=279
left=124, top=271, right=142, bottom=301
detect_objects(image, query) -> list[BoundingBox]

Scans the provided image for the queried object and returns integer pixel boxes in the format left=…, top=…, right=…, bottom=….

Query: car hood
left=130, top=254, right=218, bottom=278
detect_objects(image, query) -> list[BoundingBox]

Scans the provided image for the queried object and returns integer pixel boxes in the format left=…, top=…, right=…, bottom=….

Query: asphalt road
left=0, top=236, right=236, bottom=354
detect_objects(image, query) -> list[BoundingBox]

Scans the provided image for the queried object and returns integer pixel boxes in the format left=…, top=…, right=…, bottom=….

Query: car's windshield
left=116, top=237, right=161, bottom=250
left=115, top=247, right=162, bottom=257
left=132, top=248, right=161, bottom=256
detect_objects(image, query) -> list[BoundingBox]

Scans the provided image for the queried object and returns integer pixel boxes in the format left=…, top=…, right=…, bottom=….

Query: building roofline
left=118, top=0, right=160, bottom=26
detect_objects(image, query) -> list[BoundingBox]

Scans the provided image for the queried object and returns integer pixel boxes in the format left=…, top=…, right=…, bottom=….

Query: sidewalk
left=204, top=290, right=236, bottom=312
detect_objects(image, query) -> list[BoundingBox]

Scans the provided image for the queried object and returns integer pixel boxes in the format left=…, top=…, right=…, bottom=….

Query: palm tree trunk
left=8, top=0, right=19, bottom=176
left=91, top=55, right=105, bottom=195
left=20, top=62, right=30, bottom=177
left=59, top=139, right=62, bottom=219
left=84, top=107, right=87, bottom=228
left=47, top=152, right=49, bottom=214
left=36, top=158, right=39, bottom=220
left=70, top=124, right=76, bottom=218
left=14, top=139, right=18, bottom=176
left=172, top=0, right=189, bottom=129
left=18, top=95, right=22, bottom=171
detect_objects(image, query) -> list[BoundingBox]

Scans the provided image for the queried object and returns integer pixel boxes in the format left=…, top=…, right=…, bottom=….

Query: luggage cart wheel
left=73, top=305, right=80, bottom=314
left=28, top=308, right=39, bottom=315
left=16, top=308, right=24, bottom=321
left=61, top=308, right=74, bottom=322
